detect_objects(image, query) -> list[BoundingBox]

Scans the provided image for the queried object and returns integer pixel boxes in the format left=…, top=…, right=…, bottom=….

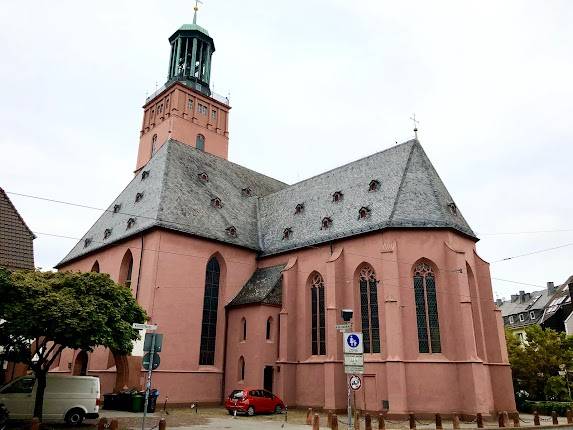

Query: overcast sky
left=1, top=0, right=572, bottom=299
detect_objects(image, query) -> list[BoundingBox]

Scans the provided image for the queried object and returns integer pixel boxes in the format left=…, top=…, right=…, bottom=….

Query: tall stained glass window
left=413, top=262, right=441, bottom=353
left=359, top=266, right=380, bottom=353
left=199, top=257, right=221, bottom=365
left=310, top=273, right=326, bottom=355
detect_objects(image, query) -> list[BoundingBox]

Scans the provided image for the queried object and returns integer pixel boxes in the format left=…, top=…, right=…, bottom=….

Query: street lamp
left=559, top=364, right=571, bottom=401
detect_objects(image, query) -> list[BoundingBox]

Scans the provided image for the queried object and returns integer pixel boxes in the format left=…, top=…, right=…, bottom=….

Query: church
left=54, top=11, right=516, bottom=416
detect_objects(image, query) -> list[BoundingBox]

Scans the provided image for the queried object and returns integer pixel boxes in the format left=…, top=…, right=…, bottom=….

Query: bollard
left=453, top=414, right=460, bottom=430
left=110, top=419, right=119, bottom=430
left=313, top=413, right=320, bottom=430
left=97, top=417, right=108, bottom=430
left=552, top=411, right=558, bottom=425
left=159, top=418, right=166, bottom=430
left=435, top=413, right=443, bottom=430
left=332, top=414, right=339, bottom=430
left=512, top=413, right=520, bottom=428
left=378, top=414, right=385, bottom=430
left=498, top=412, right=505, bottom=428
left=568, top=409, right=573, bottom=424
left=328, top=411, right=333, bottom=428
left=534, top=411, right=540, bottom=426
left=502, top=411, right=510, bottom=428
left=365, top=414, right=372, bottom=430
left=306, top=408, right=313, bottom=425
left=477, top=413, right=484, bottom=429
left=355, top=411, right=361, bottom=430
left=409, top=413, right=416, bottom=430
left=30, top=417, right=40, bottom=430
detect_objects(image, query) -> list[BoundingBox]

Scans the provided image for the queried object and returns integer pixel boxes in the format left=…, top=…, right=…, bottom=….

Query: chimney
left=495, top=299, right=503, bottom=307
left=511, top=294, right=518, bottom=303
left=548, top=281, right=556, bottom=294
left=519, top=290, right=526, bottom=303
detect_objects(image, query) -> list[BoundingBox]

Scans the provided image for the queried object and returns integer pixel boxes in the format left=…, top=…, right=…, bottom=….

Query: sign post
left=343, top=332, right=364, bottom=430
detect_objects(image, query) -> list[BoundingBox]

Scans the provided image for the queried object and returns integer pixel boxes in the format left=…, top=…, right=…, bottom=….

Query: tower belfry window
left=196, top=134, right=205, bottom=151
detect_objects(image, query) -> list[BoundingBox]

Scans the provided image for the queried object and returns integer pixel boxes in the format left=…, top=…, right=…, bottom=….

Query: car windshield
left=230, top=390, right=244, bottom=399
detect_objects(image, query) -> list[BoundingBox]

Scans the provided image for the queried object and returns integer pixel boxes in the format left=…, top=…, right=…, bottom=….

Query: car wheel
left=228, top=409, right=234, bottom=415
left=274, top=405, right=283, bottom=414
left=247, top=406, right=255, bottom=416
left=65, top=408, right=85, bottom=426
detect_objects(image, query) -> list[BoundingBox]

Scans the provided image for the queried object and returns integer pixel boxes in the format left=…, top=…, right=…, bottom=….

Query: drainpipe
left=221, top=306, right=230, bottom=404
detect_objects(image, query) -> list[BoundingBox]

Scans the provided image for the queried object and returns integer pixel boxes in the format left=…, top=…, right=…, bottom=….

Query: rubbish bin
left=131, top=394, right=144, bottom=413
left=147, top=389, right=159, bottom=413
left=103, top=393, right=118, bottom=410
left=117, top=391, right=133, bottom=411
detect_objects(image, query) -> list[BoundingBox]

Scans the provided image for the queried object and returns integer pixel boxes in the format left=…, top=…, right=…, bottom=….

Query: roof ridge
left=388, top=141, right=417, bottom=222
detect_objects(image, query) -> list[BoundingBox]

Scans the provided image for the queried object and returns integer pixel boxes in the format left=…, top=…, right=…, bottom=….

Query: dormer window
left=103, top=229, right=112, bottom=240
left=84, top=238, right=93, bottom=248
left=211, top=197, right=223, bottom=209
left=135, top=192, right=144, bottom=203
left=294, top=203, right=305, bottom=215
left=332, top=191, right=343, bottom=203
left=447, top=202, right=458, bottom=215
left=226, top=226, right=237, bottom=237
left=321, top=217, right=332, bottom=230
left=198, top=172, right=209, bottom=182
left=126, top=218, right=136, bottom=229
left=141, top=170, right=150, bottom=180
left=241, top=188, right=252, bottom=197
left=283, top=228, right=293, bottom=240
left=113, top=204, right=122, bottom=214
left=369, top=180, right=380, bottom=192
left=358, top=206, right=371, bottom=220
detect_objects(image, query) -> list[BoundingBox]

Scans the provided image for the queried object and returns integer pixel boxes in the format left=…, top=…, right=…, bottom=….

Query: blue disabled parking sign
left=343, top=332, right=363, bottom=353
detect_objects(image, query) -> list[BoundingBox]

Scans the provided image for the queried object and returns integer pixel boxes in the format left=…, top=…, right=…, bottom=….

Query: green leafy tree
left=0, top=268, right=147, bottom=420
left=506, top=326, right=573, bottom=401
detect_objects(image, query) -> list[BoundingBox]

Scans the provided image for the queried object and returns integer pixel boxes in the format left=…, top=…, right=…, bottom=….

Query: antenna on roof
left=410, top=113, right=419, bottom=140
left=193, top=0, right=204, bottom=24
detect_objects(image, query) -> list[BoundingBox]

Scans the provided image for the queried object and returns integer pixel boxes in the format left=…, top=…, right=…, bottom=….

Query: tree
left=0, top=268, right=147, bottom=420
left=506, top=326, right=573, bottom=401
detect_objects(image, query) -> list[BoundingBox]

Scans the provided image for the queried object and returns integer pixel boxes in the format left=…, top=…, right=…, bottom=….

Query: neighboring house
left=0, top=187, right=35, bottom=384
left=498, top=282, right=558, bottom=342
left=540, top=276, right=573, bottom=333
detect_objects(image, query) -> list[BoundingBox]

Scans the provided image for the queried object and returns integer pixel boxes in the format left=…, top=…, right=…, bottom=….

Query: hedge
left=522, top=401, right=573, bottom=416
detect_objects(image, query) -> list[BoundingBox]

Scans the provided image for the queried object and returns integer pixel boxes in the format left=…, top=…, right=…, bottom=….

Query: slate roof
left=57, top=138, right=476, bottom=266
left=541, top=275, right=573, bottom=324
left=228, top=264, right=284, bottom=307
left=498, top=289, right=555, bottom=329
left=0, top=188, right=35, bottom=270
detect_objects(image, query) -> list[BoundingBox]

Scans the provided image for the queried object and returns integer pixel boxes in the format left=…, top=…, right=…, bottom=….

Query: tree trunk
left=33, top=370, right=47, bottom=420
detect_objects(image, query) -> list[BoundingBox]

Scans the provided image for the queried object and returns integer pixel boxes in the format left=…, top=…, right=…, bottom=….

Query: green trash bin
left=131, top=394, right=144, bottom=413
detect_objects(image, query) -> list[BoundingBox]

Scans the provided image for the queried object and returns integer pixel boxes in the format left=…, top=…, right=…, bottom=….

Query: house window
left=119, top=250, right=134, bottom=288
left=211, top=109, right=217, bottom=120
left=266, top=317, right=272, bottom=340
left=241, top=318, right=247, bottom=341
left=282, top=228, right=292, bottom=240
left=188, top=98, right=194, bottom=111
left=332, top=191, right=343, bottom=202
left=294, top=203, right=304, bottom=214
left=226, top=226, right=237, bottom=237
left=447, top=202, right=458, bottom=215
left=211, top=197, right=223, bottom=208
left=103, top=229, right=112, bottom=240
left=369, top=180, right=380, bottom=192
left=321, top=217, right=332, bottom=230
left=519, top=314, right=525, bottom=322
left=239, top=356, right=245, bottom=381
left=413, top=262, right=441, bottom=353
left=530, top=311, right=536, bottom=319
left=196, top=134, right=205, bottom=151
left=91, top=261, right=100, bottom=273
left=310, top=273, right=326, bottom=355
left=141, top=170, right=150, bottom=180
left=509, top=315, right=514, bottom=324
left=151, top=134, right=158, bottom=156
left=358, top=206, right=371, bottom=220
left=198, top=172, right=209, bottom=182
left=126, top=218, right=136, bottom=229
left=135, top=192, right=144, bottom=203
left=198, top=104, right=208, bottom=115
left=199, top=258, right=221, bottom=365
left=84, top=238, right=93, bottom=248
left=113, top=204, right=121, bottom=214
left=241, top=188, right=252, bottom=197
left=359, top=266, right=380, bottom=353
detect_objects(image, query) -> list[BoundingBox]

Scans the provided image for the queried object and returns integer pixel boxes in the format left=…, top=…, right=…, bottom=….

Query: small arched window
left=91, top=261, right=100, bottom=273
left=359, top=266, right=380, bottom=353
left=266, top=317, right=272, bottom=340
left=151, top=134, right=158, bottom=156
left=119, top=250, right=134, bottom=288
left=241, top=318, right=247, bottom=341
left=413, top=262, right=441, bottom=353
left=196, top=134, right=205, bottom=151
left=238, top=356, right=245, bottom=381
left=310, top=273, right=326, bottom=355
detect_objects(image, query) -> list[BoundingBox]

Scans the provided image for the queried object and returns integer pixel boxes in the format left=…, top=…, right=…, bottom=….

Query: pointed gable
left=0, top=188, right=35, bottom=270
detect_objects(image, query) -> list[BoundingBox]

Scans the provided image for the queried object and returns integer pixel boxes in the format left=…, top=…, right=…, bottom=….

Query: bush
left=522, top=401, right=573, bottom=416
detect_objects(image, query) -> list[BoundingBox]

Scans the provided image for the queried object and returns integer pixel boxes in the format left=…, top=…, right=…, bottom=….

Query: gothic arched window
left=238, top=356, right=245, bottom=381
left=413, top=262, right=441, bottom=353
left=241, top=317, right=247, bottom=341
left=310, top=273, right=326, bottom=355
left=151, top=134, right=158, bottom=156
left=196, top=134, right=205, bottom=151
left=266, top=317, right=272, bottom=340
left=91, top=261, right=100, bottom=273
left=359, top=266, right=380, bottom=353
left=199, top=257, right=221, bottom=365
left=119, top=250, right=133, bottom=288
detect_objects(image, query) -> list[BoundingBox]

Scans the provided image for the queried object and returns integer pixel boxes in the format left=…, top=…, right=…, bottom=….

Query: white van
left=0, top=374, right=100, bottom=424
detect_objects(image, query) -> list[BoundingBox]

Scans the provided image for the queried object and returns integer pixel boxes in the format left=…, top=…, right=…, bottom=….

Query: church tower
left=135, top=9, right=230, bottom=172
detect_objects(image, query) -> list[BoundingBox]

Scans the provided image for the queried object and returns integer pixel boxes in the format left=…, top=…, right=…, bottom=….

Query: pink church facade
left=53, top=15, right=515, bottom=417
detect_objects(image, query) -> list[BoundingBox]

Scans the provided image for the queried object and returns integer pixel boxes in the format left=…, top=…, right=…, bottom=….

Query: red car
left=225, top=389, right=285, bottom=416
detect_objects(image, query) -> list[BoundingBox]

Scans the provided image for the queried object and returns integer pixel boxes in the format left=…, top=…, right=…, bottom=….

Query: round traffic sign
left=349, top=375, right=362, bottom=390
left=347, top=334, right=360, bottom=348
left=142, top=353, right=160, bottom=370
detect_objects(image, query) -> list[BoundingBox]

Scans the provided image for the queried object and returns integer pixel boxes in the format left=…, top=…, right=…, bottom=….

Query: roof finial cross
left=410, top=113, right=420, bottom=140
left=193, top=0, right=203, bottom=24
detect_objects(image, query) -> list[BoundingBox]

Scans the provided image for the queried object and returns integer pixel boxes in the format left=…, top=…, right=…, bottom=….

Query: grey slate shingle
left=228, top=264, right=284, bottom=307
left=0, top=188, right=35, bottom=270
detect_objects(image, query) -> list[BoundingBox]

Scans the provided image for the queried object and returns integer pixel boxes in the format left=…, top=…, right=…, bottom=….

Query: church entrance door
left=263, top=366, right=273, bottom=393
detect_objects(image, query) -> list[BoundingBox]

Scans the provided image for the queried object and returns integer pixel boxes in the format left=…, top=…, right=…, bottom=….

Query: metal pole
left=142, top=333, right=155, bottom=430
left=348, top=375, right=352, bottom=430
